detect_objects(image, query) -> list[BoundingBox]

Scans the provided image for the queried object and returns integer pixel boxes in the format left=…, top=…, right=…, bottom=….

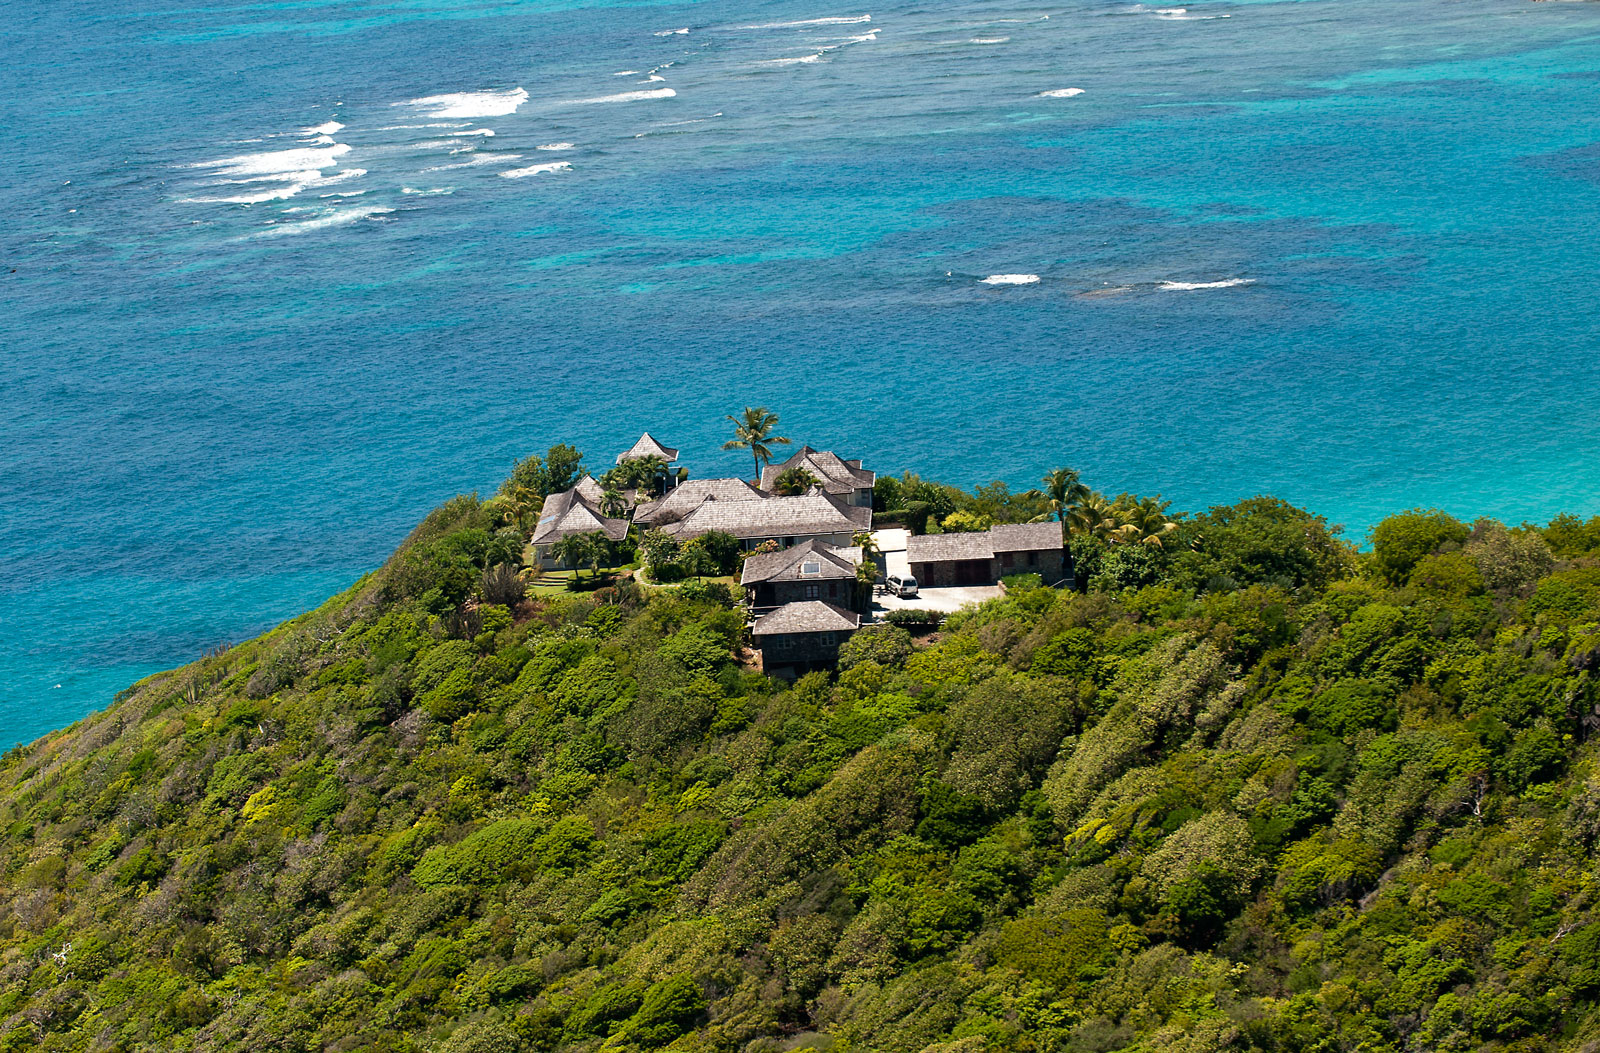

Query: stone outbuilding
left=750, top=601, right=861, bottom=672
left=906, top=521, right=1070, bottom=587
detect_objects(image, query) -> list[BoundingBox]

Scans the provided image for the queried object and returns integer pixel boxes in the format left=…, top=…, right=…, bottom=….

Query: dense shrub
left=6, top=486, right=1600, bottom=1053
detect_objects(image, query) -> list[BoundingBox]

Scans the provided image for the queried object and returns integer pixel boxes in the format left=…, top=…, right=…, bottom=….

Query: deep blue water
left=4, top=0, right=1600, bottom=746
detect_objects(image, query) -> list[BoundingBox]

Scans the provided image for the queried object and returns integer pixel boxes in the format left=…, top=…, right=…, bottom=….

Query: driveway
left=868, top=527, right=1003, bottom=615
left=875, top=585, right=1004, bottom=615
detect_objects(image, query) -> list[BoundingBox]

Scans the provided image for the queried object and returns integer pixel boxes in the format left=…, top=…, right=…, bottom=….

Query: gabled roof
left=987, top=522, right=1065, bottom=552
left=751, top=601, right=861, bottom=636
left=906, top=521, right=1063, bottom=563
left=616, top=432, right=679, bottom=465
left=531, top=484, right=631, bottom=544
left=661, top=492, right=870, bottom=542
left=760, top=446, right=875, bottom=496
left=741, top=539, right=861, bottom=586
left=633, top=477, right=764, bottom=527
left=906, top=531, right=996, bottom=563
left=574, top=475, right=606, bottom=502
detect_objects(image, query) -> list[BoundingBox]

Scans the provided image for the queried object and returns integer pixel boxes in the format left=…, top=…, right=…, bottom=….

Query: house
left=658, top=490, right=871, bottom=549
left=760, top=447, right=875, bottom=507
left=616, top=432, right=679, bottom=466
left=615, top=433, right=682, bottom=492
left=741, top=539, right=866, bottom=613
left=632, top=477, right=764, bottom=530
left=529, top=477, right=630, bottom=569
left=906, top=521, right=1070, bottom=587
left=750, top=601, right=861, bottom=672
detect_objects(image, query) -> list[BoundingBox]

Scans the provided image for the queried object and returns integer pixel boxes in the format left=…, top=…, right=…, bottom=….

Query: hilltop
left=5, top=463, right=1600, bottom=1053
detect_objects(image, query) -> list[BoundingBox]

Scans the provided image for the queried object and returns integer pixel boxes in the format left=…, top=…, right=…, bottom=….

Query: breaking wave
left=1040, top=88, right=1085, bottom=97
left=501, top=161, right=573, bottom=178
left=1158, top=278, right=1255, bottom=290
left=980, top=273, right=1041, bottom=285
left=405, top=88, right=529, bottom=118
left=571, top=87, right=677, bottom=103
left=743, top=14, right=871, bottom=28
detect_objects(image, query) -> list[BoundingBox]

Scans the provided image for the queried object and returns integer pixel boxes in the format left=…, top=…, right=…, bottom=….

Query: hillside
left=6, top=488, right=1600, bottom=1053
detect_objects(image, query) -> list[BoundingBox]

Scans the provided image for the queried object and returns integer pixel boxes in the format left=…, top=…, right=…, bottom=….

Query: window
left=1028, top=551, right=1038, bottom=566
left=801, top=561, right=821, bottom=576
left=804, top=584, right=819, bottom=599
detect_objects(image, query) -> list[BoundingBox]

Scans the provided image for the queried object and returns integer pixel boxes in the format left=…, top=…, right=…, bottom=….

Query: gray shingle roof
left=906, top=521, right=1062, bottom=563
left=760, top=446, right=875, bottom=496
left=661, top=492, right=870, bottom=542
left=531, top=485, right=631, bottom=544
left=906, top=531, right=996, bottom=563
left=740, top=539, right=861, bottom=586
left=632, top=477, right=763, bottom=527
left=987, top=522, right=1065, bottom=552
left=751, top=601, right=861, bottom=636
left=616, top=432, right=679, bottom=465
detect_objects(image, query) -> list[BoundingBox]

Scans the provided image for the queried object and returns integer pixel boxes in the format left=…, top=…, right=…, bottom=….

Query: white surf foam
left=1040, top=88, right=1085, bottom=97
left=970, top=36, right=1010, bottom=43
left=647, top=74, right=667, bottom=82
left=402, top=186, right=455, bottom=195
left=653, top=27, right=689, bottom=35
left=252, top=205, right=394, bottom=238
left=743, top=14, right=871, bottom=28
left=421, top=154, right=523, bottom=172
left=372, top=122, right=472, bottom=130
left=1158, top=278, right=1255, bottom=290
left=190, top=143, right=351, bottom=178
left=302, top=121, right=344, bottom=135
left=406, top=88, right=529, bottom=118
left=571, top=87, right=677, bottom=104
left=980, top=273, right=1041, bottom=285
left=537, top=142, right=576, bottom=151
left=769, top=53, right=823, bottom=64
left=615, top=70, right=640, bottom=75
left=501, top=161, right=572, bottom=178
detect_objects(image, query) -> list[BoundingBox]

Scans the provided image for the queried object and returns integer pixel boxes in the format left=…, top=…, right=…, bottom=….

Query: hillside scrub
left=5, top=492, right=1600, bottom=1051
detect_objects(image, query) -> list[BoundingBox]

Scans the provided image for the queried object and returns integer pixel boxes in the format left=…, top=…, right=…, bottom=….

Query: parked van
left=884, top=574, right=919, bottom=599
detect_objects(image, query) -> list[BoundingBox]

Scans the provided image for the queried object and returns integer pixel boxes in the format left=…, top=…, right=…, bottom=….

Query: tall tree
left=1041, top=467, right=1092, bottom=539
left=722, top=407, right=790, bottom=482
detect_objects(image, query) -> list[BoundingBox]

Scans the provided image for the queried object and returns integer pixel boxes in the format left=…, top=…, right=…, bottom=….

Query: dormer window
left=800, top=561, right=821, bottom=576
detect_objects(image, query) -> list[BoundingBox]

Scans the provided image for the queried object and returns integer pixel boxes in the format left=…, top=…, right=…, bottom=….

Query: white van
left=884, top=574, right=919, bottom=598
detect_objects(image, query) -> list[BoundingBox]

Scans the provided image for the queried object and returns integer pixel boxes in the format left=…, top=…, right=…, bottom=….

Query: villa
left=656, top=490, right=870, bottom=549
left=615, top=432, right=682, bottom=492
left=632, top=477, right=765, bottom=529
left=741, top=538, right=866, bottom=613
left=529, top=477, right=630, bottom=569
left=906, top=521, right=1070, bottom=587
left=750, top=600, right=861, bottom=673
left=760, top=446, right=875, bottom=507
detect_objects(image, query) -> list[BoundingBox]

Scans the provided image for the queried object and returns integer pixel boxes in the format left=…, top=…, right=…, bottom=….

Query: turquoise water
left=4, top=0, right=1600, bottom=745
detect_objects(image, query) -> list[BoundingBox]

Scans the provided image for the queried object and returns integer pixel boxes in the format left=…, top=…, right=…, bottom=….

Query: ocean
left=4, top=0, right=1600, bottom=746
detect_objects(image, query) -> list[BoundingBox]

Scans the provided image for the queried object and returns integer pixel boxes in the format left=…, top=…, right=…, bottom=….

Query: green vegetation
left=6, top=474, right=1600, bottom=1052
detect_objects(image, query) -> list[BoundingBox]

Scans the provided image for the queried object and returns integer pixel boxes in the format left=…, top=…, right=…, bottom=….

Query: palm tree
left=773, top=467, right=820, bottom=496
left=599, top=488, right=627, bottom=519
left=1067, top=491, right=1119, bottom=540
left=723, top=406, right=791, bottom=483
left=1112, top=495, right=1178, bottom=549
left=1039, top=467, right=1092, bottom=540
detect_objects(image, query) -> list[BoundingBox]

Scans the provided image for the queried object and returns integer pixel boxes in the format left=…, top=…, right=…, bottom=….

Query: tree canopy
left=5, top=487, right=1600, bottom=1053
